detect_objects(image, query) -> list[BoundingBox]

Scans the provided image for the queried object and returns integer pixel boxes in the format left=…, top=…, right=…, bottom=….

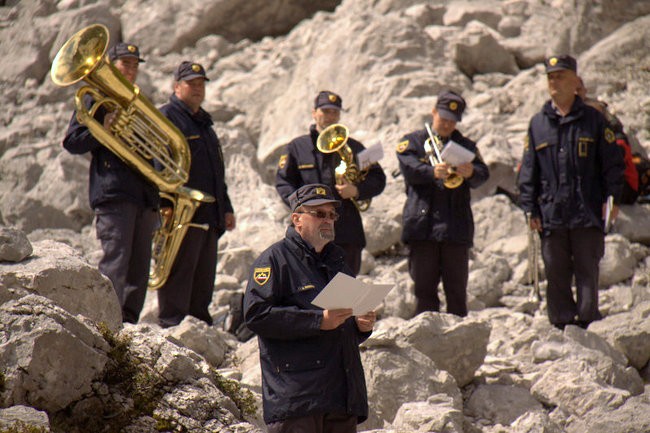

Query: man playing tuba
left=62, top=42, right=159, bottom=324
left=275, top=90, right=386, bottom=276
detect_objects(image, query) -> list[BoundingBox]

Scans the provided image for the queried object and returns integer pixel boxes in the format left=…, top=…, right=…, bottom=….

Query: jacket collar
left=544, top=96, right=585, bottom=123
left=285, top=226, right=344, bottom=266
left=169, top=94, right=213, bottom=126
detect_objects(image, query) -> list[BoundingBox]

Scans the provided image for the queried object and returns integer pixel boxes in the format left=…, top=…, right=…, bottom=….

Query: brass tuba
left=424, top=123, right=464, bottom=189
left=316, top=123, right=371, bottom=212
left=51, top=24, right=215, bottom=290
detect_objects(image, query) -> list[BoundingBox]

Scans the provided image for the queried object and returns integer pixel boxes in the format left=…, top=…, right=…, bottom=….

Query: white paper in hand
left=440, top=140, right=475, bottom=166
left=357, top=142, right=384, bottom=171
left=311, top=272, right=394, bottom=315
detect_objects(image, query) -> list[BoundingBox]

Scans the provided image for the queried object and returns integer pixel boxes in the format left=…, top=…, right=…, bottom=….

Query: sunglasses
left=297, top=209, right=340, bottom=221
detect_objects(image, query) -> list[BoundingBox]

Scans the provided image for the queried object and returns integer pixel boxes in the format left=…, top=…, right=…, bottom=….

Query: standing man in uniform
left=518, top=55, right=624, bottom=329
left=63, top=42, right=159, bottom=324
left=157, top=61, right=236, bottom=328
left=244, top=183, right=375, bottom=433
left=396, top=90, right=489, bottom=317
left=276, top=90, right=386, bottom=276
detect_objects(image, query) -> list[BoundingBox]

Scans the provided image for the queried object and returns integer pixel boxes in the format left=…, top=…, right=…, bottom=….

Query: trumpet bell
left=51, top=24, right=109, bottom=87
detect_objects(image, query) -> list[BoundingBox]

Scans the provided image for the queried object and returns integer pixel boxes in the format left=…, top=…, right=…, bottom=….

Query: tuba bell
left=316, top=123, right=371, bottom=212
left=51, top=24, right=215, bottom=290
left=424, top=123, right=464, bottom=189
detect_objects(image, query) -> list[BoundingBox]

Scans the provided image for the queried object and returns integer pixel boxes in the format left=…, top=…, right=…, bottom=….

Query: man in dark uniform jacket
left=275, top=90, right=386, bottom=276
left=157, top=61, right=236, bottom=328
left=63, top=42, right=159, bottom=324
left=244, top=183, right=376, bottom=433
left=396, top=90, right=489, bottom=317
left=518, top=55, right=625, bottom=329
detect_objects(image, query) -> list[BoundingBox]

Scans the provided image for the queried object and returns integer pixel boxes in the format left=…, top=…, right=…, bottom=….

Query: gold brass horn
left=51, top=24, right=215, bottom=290
left=424, top=123, right=464, bottom=189
left=316, top=124, right=371, bottom=212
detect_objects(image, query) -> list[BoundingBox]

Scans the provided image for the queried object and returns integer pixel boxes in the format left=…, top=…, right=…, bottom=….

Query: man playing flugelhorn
left=275, top=90, right=386, bottom=276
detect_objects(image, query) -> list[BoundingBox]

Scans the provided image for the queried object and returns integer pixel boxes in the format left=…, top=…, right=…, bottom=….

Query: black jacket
left=275, top=125, right=386, bottom=248
left=243, top=227, right=370, bottom=424
left=159, top=94, right=234, bottom=235
left=517, top=97, right=625, bottom=232
left=396, top=128, right=489, bottom=245
left=62, top=95, right=159, bottom=209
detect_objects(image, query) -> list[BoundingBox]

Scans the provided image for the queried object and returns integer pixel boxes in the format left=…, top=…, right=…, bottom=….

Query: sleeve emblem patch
left=604, top=128, right=616, bottom=144
left=278, top=154, right=288, bottom=169
left=396, top=140, right=409, bottom=153
left=253, top=267, right=271, bottom=285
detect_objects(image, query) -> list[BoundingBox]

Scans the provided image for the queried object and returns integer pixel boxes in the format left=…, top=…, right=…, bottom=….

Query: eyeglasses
left=296, top=210, right=340, bottom=221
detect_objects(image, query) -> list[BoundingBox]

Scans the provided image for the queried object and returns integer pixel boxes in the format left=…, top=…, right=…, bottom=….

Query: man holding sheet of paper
left=244, top=183, right=376, bottom=432
left=396, top=90, right=489, bottom=317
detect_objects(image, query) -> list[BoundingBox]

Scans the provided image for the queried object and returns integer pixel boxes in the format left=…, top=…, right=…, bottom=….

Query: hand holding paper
left=357, top=142, right=384, bottom=171
left=440, top=140, right=475, bottom=166
left=312, top=272, right=394, bottom=315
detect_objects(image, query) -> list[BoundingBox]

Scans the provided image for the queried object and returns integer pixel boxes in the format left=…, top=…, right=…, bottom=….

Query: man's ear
left=291, top=212, right=301, bottom=227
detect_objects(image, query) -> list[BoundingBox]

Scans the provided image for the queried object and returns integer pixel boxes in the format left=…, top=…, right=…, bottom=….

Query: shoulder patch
left=396, top=140, right=409, bottom=154
left=253, top=267, right=271, bottom=286
left=604, top=127, right=616, bottom=144
left=278, top=154, right=288, bottom=169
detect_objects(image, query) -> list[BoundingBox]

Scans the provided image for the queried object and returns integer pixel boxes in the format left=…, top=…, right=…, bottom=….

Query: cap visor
left=299, top=198, right=341, bottom=208
left=545, top=66, right=570, bottom=73
left=316, top=104, right=341, bottom=110
left=438, top=109, right=461, bottom=122
left=181, top=74, right=210, bottom=81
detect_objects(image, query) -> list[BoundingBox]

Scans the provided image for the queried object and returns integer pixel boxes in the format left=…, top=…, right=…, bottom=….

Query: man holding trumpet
left=396, top=90, right=489, bottom=316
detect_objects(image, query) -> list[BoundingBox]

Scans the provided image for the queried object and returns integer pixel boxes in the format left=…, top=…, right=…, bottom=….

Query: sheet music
left=357, top=142, right=384, bottom=171
left=440, top=140, right=475, bottom=166
left=311, top=272, right=394, bottom=315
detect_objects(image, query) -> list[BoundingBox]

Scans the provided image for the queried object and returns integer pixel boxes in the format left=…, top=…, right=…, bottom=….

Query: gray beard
left=319, top=229, right=335, bottom=241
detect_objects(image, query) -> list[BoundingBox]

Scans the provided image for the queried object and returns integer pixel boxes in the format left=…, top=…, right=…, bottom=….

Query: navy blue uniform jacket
left=275, top=125, right=386, bottom=248
left=518, top=97, right=624, bottom=232
left=159, top=94, right=234, bottom=236
left=396, top=128, right=489, bottom=245
left=62, top=95, right=159, bottom=210
left=243, top=226, right=370, bottom=424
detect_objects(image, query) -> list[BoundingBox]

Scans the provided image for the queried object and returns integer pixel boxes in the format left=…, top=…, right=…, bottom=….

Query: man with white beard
left=244, top=183, right=376, bottom=433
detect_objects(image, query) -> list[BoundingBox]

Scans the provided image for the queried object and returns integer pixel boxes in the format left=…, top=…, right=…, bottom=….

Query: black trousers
left=95, top=201, right=159, bottom=324
left=157, top=226, right=218, bottom=328
left=338, top=243, right=362, bottom=277
left=541, top=227, right=604, bottom=327
left=267, top=413, right=357, bottom=433
left=408, top=240, right=469, bottom=317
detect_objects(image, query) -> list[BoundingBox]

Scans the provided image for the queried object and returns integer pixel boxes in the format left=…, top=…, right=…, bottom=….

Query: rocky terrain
left=1, top=0, right=649, bottom=432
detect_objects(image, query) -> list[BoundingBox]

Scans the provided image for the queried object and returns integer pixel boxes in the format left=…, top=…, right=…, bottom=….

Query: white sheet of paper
left=440, top=140, right=475, bottom=166
left=311, top=272, right=394, bottom=315
left=357, top=142, right=384, bottom=171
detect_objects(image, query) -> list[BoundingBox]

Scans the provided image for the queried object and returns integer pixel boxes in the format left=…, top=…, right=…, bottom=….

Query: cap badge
left=604, top=128, right=615, bottom=144
left=328, top=94, right=337, bottom=103
left=549, top=57, right=558, bottom=66
left=192, top=64, right=201, bottom=72
left=449, top=102, right=458, bottom=111
left=315, top=187, right=327, bottom=196
left=127, top=45, right=136, bottom=53
left=253, top=267, right=271, bottom=286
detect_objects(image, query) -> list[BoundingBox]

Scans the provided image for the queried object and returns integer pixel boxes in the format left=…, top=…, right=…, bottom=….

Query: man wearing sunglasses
left=244, top=183, right=376, bottom=433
